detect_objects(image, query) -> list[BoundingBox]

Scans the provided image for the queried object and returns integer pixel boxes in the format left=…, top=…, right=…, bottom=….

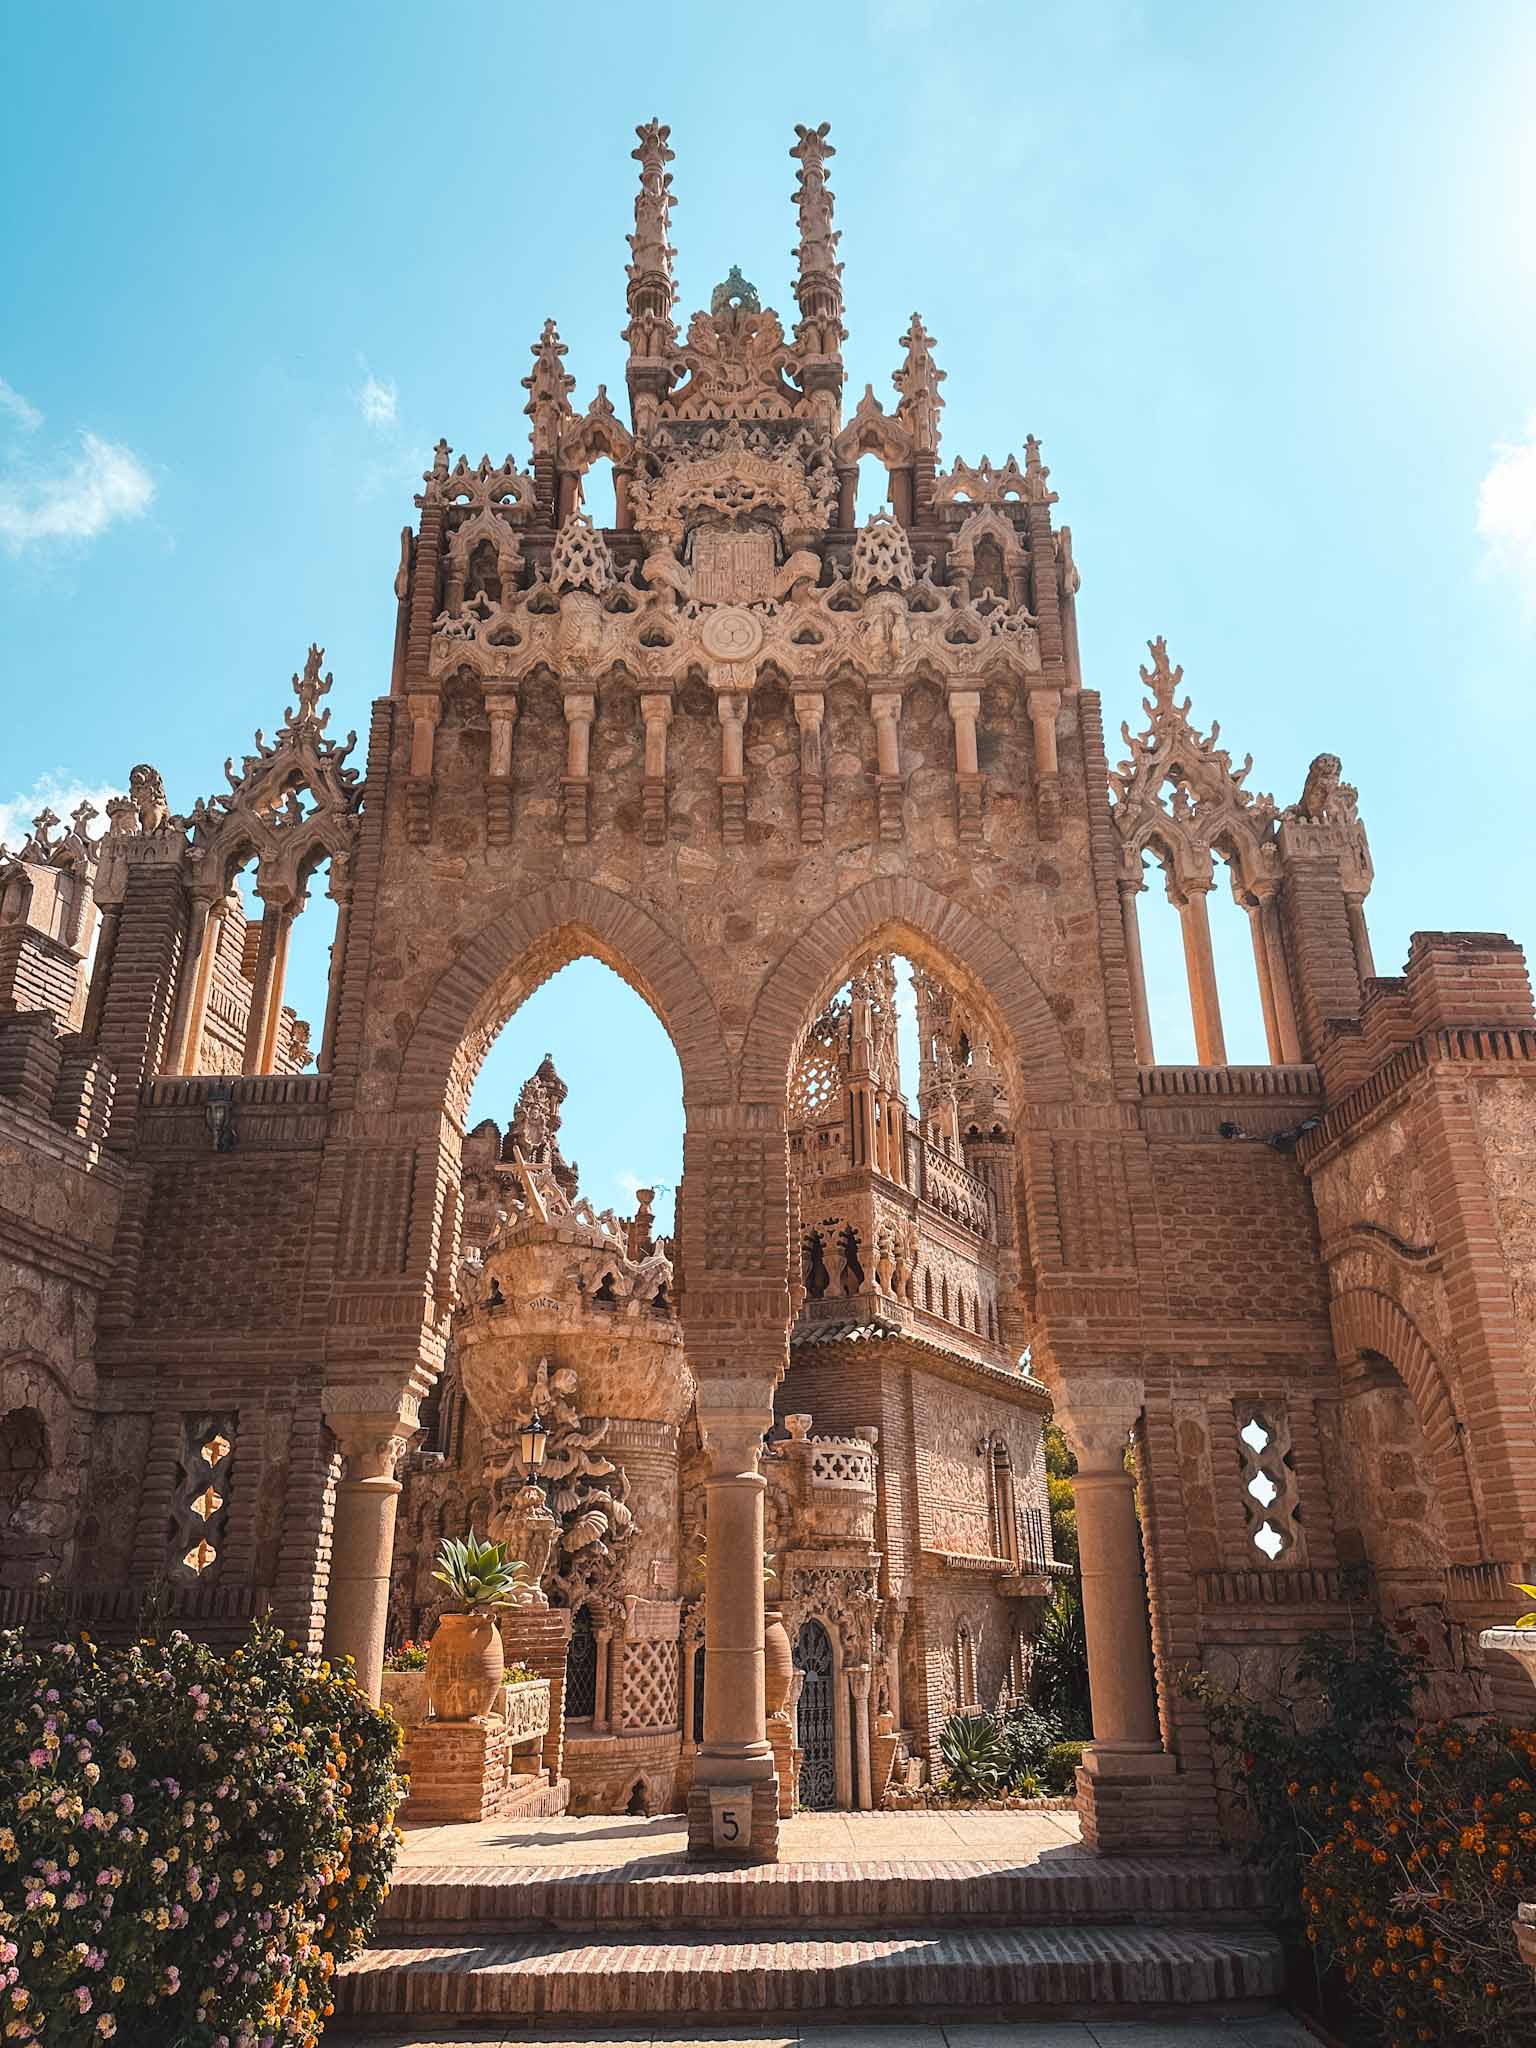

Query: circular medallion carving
left=700, top=605, right=764, bottom=664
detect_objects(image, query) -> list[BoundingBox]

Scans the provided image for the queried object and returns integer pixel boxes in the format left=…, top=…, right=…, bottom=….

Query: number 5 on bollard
left=707, top=1783, right=753, bottom=1854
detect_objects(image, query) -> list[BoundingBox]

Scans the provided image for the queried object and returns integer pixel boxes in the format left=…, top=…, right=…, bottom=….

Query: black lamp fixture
left=205, top=1080, right=237, bottom=1153
left=519, top=1410, right=548, bottom=1484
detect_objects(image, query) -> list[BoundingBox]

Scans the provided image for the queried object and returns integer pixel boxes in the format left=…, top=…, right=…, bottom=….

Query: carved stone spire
left=623, top=120, right=679, bottom=436
left=624, top=119, right=677, bottom=357
left=789, top=121, right=846, bottom=419
left=522, top=319, right=576, bottom=458
left=892, top=313, right=945, bottom=456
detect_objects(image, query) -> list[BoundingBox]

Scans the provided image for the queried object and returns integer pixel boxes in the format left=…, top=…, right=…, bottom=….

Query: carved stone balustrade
left=773, top=1419, right=879, bottom=1546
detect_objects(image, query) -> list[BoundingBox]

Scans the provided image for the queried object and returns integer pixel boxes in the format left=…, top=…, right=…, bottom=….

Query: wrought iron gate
left=794, top=1618, right=837, bottom=1809
left=566, top=1605, right=598, bottom=1719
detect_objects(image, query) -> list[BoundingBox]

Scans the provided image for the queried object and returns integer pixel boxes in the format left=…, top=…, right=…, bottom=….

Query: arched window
left=988, top=1440, right=1019, bottom=1566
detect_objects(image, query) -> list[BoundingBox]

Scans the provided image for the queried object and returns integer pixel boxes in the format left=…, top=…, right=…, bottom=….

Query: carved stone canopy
left=1108, top=638, right=1279, bottom=901
left=185, top=646, right=362, bottom=903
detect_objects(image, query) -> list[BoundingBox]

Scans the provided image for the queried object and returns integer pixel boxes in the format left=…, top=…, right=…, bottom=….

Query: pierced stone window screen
left=1233, top=1402, right=1301, bottom=1561
left=167, top=1414, right=236, bottom=1579
left=620, top=1638, right=679, bottom=1730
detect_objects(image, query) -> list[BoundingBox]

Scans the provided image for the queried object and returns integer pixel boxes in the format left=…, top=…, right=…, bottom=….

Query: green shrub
left=0, top=1619, right=405, bottom=2047
left=998, top=1703, right=1062, bottom=1783
left=1032, top=1583, right=1091, bottom=1732
left=1043, top=1738, right=1088, bottom=1795
left=938, top=1711, right=1009, bottom=1797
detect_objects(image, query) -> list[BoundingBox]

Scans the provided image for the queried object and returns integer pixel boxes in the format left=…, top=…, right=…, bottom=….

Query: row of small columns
left=547, top=461, right=923, bottom=534
left=413, top=676, right=1053, bottom=852
left=1117, top=866, right=1304, bottom=1068
left=161, top=865, right=352, bottom=1077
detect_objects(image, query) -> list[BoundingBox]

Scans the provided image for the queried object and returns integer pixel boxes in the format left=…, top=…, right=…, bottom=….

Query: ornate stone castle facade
left=4, top=122, right=1536, bottom=1860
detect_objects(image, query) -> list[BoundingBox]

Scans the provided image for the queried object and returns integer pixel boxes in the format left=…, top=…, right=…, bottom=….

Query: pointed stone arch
left=1328, top=1285, right=1484, bottom=1559
left=737, top=876, right=1072, bottom=1106
left=393, top=879, right=733, bottom=1124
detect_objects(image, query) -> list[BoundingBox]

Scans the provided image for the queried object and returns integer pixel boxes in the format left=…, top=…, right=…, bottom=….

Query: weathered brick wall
left=133, top=1157, right=318, bottom=1330
left=1148, top=1141, right=1329, bottom=1325
left=0, top=1099, right=123, bottom=1587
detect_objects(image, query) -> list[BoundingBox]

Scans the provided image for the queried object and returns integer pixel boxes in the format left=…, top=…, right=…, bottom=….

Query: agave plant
left=938, top=1710, right=1009, bottom=1797
left=431, top=1531, right=530, bottom=1610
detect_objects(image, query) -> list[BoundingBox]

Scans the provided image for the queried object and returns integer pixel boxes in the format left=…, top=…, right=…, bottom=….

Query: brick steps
left=334, top=1924, right=1285, bottom=2025
left=380, top=1854, right=1263, bottom=1934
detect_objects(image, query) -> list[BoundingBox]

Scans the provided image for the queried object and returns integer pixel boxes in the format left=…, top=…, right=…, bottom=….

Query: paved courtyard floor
left=398, top=1807, right=1087, bottom=1869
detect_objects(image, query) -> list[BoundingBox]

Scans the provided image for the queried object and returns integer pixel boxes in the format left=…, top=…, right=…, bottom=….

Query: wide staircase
left=335, top=1813, right=1288, bottom=2030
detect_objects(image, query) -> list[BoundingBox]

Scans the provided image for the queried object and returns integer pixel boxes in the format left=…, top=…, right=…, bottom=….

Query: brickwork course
left=3, top=121, right=1536, bottom=1878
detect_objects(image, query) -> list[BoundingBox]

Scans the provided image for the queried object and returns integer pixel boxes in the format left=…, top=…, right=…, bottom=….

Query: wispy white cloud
left=0, top=775, right=122, bottom=855
left=0, top=376, right=43, bottom=433
left=358, top=372, right=398, bottom=428
left=0, top=431, right=155, bottom=552
left=1478, top=412, right=1536, bottom=605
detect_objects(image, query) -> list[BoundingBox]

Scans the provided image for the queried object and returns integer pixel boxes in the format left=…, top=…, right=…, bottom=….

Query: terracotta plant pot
left=764, top=1608, right=793, bottom=1717
left=426, top=1610, right=505, bottom=1722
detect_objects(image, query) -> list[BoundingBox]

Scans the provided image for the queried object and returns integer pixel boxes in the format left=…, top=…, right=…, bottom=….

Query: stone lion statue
left=128, top=764, right=169, bottom=834
left=1289, top=752, right=1358, bottom=827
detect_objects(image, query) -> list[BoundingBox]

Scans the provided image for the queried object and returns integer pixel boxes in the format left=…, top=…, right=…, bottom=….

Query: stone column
left=947, top=687, right=985, bottom=844
left=1117, top=876, right=1155, bottom=1067
left=1257, top=890, right=1303, bottom=1064
left=484, top=681, right=519, bottom=846
left=241, top=888, right=296, bottom=1076
left=1346, top=894, right=1376, bottom=981
left=885, top=1605, right=906, bottom=1729
left=870, top=688, right=904, bottom=842
left=317, top=861, right=353, bottom=1075
left=849, top=1663, right=874, bottom=1810
left=717, top=692, right=749, bottom=844
left=561, top=688, right=595, bottom=844
left=78, top=903, right=121, bottom=1047
left=323, top=1412, right=415, bottom=1703
left=690, top=1381, right=778, bottom=1858
left=640, top=690, right=673, bottom=846
left=1056, top=1384, right=1183, bottom=1852
left=1074, top=1436, right=1161, bottom=1753
left=1172, top=879, right=1227, bottom=1068
left=793, top=691, right=826, bottom=844
left=594, top=1625, right=613, bottom=1732
left=165, top=889, right=224, bottom=1075
left=404, top=689, right=441, bottom=841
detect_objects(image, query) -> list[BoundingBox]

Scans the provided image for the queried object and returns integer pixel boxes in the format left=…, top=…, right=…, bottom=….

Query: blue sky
left=4, top=2, right=1535, bottom=1232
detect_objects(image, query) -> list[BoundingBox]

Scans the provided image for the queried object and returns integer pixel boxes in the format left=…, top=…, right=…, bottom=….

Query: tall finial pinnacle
left=625, top=120, right=680, bottom=432
left=892, top=313, right=945, bottom=456
left=789, top=121, right=846, bottom=424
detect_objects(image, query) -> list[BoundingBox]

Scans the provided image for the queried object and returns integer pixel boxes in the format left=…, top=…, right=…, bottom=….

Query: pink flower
left=75, top=1988, right=92, bottom=2012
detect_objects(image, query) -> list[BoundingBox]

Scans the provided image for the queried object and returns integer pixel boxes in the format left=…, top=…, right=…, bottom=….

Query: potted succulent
left=426, top=1531, right=532, bottom=1722
left=380, top=1638, right=430, bottom=1729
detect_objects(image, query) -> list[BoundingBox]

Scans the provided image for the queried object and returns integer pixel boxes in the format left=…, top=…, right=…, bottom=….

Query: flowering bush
left=381, top=1641, right=427, bottom=1673
left=0, top=1620, right=406, bottom=2047
left=1302, top=1719, right=1536, bottom=2048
